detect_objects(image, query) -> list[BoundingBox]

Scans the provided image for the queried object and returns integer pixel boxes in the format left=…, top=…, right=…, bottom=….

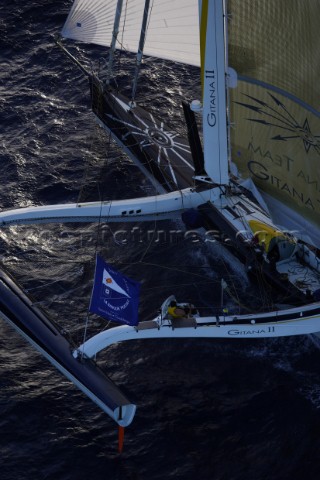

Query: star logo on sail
left=235, top=92, right=320, bottom=155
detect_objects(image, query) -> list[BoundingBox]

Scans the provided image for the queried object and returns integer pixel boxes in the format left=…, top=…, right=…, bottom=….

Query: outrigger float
left=1, top=275, right=320, bottom=428
left=75, top=295, right=320, bottom=360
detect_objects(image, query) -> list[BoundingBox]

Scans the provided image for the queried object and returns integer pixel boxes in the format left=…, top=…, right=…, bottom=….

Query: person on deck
left=168, top=300, right=194, bottom=319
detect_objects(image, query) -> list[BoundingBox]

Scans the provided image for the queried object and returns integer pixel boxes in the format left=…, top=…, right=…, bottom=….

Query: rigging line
left=137, top=189, right=188, bottom=263
left=26, top=279, right=87, bottom=296
left=138, top=205, right=159, bottom=263
left=24, top=276, right=73, bottom=292
left=81, top=211, right=106, bottom=352
left=99, top=319, right=112, bottom=333
left=80, top=73, right=109, bottom=194
left=80, top=120, right=114, bottom=347
left=133, top=260, right=219, bottom=280
left=115, top=0, right=129, bottom=82
left=142, top=279, right=218, bottom=290
left=113, top=260, right=245, bottom=274
left=77, top=126, right=101, bottom=205
left=5, top=258, right=92, bottom=265
left=135, top=162, right=185, bottom=262
left=256, top=264, right=274, bottom=308
left=216, top=255, right=243, bottom=311
left=136, top=162, right=173, bottom=263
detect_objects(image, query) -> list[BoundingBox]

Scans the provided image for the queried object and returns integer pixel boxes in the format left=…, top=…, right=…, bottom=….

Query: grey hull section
left=0, top=269, right=136, bottom=426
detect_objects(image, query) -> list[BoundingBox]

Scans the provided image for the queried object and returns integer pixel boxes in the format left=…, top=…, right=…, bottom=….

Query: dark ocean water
left=2, top=2, right=320, bottom=479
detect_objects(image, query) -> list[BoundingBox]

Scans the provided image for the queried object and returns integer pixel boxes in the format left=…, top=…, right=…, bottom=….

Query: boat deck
left=276, top=259, right=320, bottom=294
left=171, top=317, right=197, bottom=329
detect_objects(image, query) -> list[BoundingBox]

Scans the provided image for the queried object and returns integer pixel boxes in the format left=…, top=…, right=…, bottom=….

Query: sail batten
left=62, top=0, right=201, bottom=66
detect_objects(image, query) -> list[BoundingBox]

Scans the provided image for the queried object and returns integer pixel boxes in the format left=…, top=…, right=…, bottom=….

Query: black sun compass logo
left=106, top=95, right=194, bottom=187
left=235, top=92, right=320, bottom=155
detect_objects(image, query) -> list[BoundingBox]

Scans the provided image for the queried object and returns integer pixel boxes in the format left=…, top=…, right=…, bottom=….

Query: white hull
left=75, top=301, right=320, bottom=359
left=0, top=188, right=217, bottom=225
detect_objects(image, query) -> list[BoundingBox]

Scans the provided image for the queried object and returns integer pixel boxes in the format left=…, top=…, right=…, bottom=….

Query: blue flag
left=89, top=255, right=140, bottom=326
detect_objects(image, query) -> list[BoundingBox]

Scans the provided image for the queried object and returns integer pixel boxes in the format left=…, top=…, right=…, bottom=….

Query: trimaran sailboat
left=1, top=0, right=320, bottom=428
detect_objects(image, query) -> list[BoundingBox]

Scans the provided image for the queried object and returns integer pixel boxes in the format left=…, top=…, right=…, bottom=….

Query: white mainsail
left=62, top=0, right=200, bottom=66
left=61, top=0, right=116, bottom=46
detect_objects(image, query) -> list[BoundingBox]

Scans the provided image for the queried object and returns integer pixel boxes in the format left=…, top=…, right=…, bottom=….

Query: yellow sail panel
left=231, top=80, right=320, bottom=233
left=228, top=1, right=320, bottom=237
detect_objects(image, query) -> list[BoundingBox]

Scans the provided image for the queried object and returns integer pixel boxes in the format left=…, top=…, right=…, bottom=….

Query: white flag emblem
left=102, top=268, right=130, bottom=298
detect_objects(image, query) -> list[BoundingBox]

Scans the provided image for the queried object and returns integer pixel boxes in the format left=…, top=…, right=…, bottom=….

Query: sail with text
left=89, top=255, right=140, bottom=326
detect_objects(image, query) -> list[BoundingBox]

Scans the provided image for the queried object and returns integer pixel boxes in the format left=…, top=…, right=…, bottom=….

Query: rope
left=80, top=150, right=114, bottom=352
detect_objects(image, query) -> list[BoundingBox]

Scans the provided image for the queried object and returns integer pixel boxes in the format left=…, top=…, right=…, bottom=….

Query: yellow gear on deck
left=248, top=220, right=289, bottom=253
left=168, top=306, right=183, bottom=318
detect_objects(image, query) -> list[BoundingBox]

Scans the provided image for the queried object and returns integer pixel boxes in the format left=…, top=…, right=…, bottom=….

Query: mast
left=224, top=0, right=231, bottom=169
left=200, top=0, right=229, bottom=185
left=131, top=0, right=151, bottom=104
left=105, top=0, right=124, bottom=85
